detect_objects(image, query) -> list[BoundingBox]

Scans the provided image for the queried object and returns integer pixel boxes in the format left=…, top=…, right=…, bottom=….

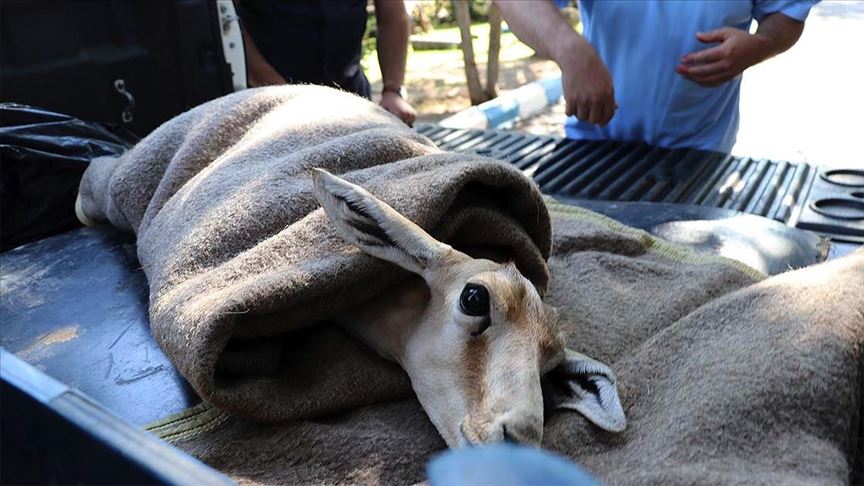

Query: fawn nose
left=500, top=418, right=542, bottom=445
left=459, top=413, right=543, bottom=445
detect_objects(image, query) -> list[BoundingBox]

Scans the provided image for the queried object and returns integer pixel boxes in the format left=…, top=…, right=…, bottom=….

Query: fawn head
left=312, top=168, right=625, bottom=447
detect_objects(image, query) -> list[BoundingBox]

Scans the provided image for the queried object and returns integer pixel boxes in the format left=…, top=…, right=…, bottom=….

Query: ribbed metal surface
left=416, top=124, right=863, bottom=242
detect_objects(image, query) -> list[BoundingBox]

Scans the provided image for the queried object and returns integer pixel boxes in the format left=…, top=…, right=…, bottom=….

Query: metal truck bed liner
left=416, top=124, right=864, bottom=244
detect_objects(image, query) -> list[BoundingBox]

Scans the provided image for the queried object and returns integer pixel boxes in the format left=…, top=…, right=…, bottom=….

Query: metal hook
left=113, top=79, right=136, bottom=124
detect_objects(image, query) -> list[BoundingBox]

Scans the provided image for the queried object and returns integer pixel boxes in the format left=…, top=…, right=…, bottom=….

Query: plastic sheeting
left=0, top=103, right=138, bottom=251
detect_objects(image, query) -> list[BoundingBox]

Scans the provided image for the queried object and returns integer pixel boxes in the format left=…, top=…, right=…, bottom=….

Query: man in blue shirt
left=495, top=1, right=815, bottom=152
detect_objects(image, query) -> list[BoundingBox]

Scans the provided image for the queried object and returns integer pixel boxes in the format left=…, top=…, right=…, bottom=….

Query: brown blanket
left=80, top=85, right=863, bottom=484
left=78, top=84, right=552, bottom=421
left=147, top=206, right=863, bottom=485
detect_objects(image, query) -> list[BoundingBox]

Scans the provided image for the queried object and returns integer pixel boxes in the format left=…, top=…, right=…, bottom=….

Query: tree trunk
left=452, top=0, right=488, bottom=105
left=413, top=4, right=433, bottom=33
left=485, top=3, right=501, bottom=99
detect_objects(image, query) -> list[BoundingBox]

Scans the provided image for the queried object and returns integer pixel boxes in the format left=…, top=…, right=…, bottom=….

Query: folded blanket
left=78, top=84, right=552, bottom=421
left=147, top=204, right=863, bottom=485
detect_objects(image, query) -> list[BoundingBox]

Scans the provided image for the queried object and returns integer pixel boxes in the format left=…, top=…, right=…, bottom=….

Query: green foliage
left=468, top=0, right=491, bottom=22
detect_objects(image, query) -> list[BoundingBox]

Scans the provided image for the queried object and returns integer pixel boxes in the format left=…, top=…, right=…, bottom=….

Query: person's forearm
left=241, top=29, right=268, bottom=70
left=493, top=0, right=587, bottom=64
left=752, top=12, right=805, bottom=62
left=232, top=0, right=266, bottom=67
left=496, top=0, right=615, bottom=124
left=375, top=0, right=410, bottom=89
left=233, top=0, right=287, bottom=86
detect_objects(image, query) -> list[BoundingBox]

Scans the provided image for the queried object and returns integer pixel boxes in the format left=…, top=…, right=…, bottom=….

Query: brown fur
left=538, top=311, right=565, bottom=370
left=460, top=334, right=489, bottom=413
left=489, top=263, right=563, bottom=370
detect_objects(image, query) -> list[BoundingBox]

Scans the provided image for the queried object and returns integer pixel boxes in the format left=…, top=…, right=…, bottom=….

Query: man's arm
left=241, top=29, right=288, bottom=87
left=678, top=12, right=805, bottom=87
left=494, top=0, right=616, bottom=126
left=374, top=0, right=416, bottom=126
left=233, top=0, right=286, bottom=87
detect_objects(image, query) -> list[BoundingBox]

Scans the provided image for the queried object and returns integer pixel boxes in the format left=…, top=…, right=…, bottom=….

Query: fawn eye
left=459, top=284, right=490, bottom=317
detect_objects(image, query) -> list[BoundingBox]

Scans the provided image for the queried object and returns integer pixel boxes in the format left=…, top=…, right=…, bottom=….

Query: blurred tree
left=452, top=0, right=500, bottom=104
left=453, top=0, right=484, bottom=104
left=486, top=2, right=501, bottom=99
left=413, top=4, right=433, bottom=32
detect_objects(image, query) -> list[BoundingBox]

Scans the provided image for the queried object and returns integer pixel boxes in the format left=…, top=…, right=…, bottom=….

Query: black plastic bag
left=0, top=103, right=138, bottom=251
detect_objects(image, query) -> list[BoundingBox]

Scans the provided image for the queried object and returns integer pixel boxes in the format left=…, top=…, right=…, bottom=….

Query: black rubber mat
left=416, top=124, right=864, bottom=243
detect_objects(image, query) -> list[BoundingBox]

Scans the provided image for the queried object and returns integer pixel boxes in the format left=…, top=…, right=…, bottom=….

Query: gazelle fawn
left=311, top=168, right=625, bottom=448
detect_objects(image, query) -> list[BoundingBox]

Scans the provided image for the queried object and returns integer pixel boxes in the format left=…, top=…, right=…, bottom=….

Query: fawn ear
left=542, top=349, right=626, bottom=433
left=311, top=168, right=458, bottom=276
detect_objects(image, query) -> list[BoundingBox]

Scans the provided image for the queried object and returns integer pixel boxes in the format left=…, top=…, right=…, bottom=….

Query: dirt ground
left=409, top=55, right=561, bottom=124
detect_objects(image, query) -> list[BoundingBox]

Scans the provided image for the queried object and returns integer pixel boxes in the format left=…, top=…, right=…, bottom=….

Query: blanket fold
left=147, top=205, right=863, bottom=485
left=79, top=85, right=552, bottom=421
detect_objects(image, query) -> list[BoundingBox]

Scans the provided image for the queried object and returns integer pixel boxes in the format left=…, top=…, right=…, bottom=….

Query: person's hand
left=678, top=28, right=770, bottom=88
left=246, top=57, right=287, bottom=88
left=557, top=38, right=616, bottom=126
left=379, top=91, right=417, bottom=127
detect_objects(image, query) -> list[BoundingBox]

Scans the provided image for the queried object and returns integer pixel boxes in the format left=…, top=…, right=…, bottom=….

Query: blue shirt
left=558, top=0, right=814, bottom=152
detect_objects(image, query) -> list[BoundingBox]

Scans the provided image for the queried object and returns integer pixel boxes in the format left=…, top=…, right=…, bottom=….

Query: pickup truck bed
left=2, top=124, right=860, bottom=483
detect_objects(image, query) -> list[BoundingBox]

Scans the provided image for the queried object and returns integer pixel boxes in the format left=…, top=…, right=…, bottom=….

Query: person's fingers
left=680, top=44, right=725, bottom=65
left=589, top=94, right=613, bottom=125
left=567, top=92, right=617, bottom=125
left=699, top=75, right=731, bottom=87
left=683, top=72, right=731, bottom=87
left=576, top=103, right=590, bottom=122
left=682, top=66, right=735, bottom=83
left=678, top=60, right=729, bottom=77
left=599, top=99, right=616, bottom=126
left=591, top=103, right=608, bottom=126
left=564, top=99, right=577, bottom=117
left=587, top=101, right=601, bottom=125
left=695, top=28, right=731, bottom=44
left=378, top=97, right=416, bottom=127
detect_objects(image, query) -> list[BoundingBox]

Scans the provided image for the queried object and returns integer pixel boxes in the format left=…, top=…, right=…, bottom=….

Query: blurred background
left=362, top=0, right=863, bottom=168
